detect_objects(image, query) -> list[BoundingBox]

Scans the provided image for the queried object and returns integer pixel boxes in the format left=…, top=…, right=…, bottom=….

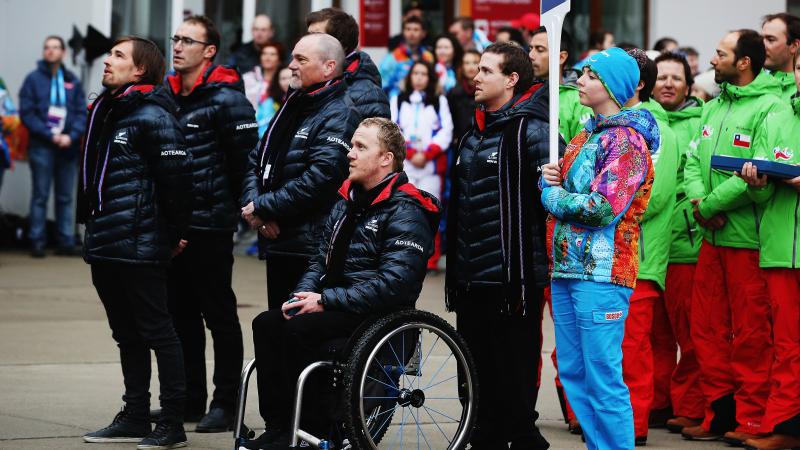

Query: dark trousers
left=456, top=289, right=546, bottom=448
left=91, top=263, right=186, bottom=423
left=252, top=310, right=363, bottom=434
left=167, top=230, right=244, bottom=412
left=265, top=254, right=310, bottom=310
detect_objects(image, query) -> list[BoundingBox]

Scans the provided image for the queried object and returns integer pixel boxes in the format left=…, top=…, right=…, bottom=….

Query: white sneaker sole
left=137, top=441, right=188, bottom=449
left=83, top=436, right=145, bottom=443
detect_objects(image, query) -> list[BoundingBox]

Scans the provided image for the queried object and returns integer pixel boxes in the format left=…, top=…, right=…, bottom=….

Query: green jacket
left=771, top=70, right=797, bottom=101
left=559, top=84, right=592, bottom=142
left=665, top=97, right=705, bottom=263
left=746, top=95, right=800, bottom=268
left=628, top=100, right=678, bottom=289
left=684, top=70, right=788, bottom=249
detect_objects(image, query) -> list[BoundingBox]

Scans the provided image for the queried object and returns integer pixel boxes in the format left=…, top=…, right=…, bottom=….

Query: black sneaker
left=195, top=407, right=233, bottom=433
left=83, top=408, right=151, bottom=443
left=149, top=407, right=205, bottom=423
left=137, top=421, right=187, bottom=449
left=30, top=245, right=46, bottom=258
left=239, top=427, right=289, bottom=449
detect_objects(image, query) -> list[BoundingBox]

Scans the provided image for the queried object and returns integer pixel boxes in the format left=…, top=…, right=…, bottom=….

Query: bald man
left=242, top=33, right=362, bottom=312
left=229, top=14, right=276, bottom=73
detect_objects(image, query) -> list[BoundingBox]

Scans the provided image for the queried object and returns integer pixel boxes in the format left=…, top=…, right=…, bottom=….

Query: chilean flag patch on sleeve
left=733, top=133, right=751, bottom=148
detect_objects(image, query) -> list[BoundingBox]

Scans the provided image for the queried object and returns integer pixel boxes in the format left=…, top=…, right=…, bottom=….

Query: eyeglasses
left=171, top=35, right=211, bottom=47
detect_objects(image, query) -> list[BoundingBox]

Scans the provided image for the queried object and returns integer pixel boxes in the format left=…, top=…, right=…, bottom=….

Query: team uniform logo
left=365, top=218, right=379, bottom=232
left=701, top=125, right=713, bottom=138
left=294, top=127, right=310, bottom=139
left=732, top=133, right=751, bottom=148
left=773, top=146, right=794, bottom=161
left=113, top=131, right=128, bottom=145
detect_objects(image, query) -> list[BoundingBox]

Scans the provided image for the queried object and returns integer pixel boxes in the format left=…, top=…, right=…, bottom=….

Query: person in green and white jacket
left=762, top=13, right=800, bottom=101
left=652, top=51, right=707, bottom=433
left=681, top=30, right=789, bottom=444
left=735, top=51, right=800, bottom=450
left=620, top=48, right=678, bottom=445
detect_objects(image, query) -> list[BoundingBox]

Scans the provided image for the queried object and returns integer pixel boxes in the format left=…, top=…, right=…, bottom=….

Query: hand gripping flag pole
left=541, top=0, right=571, bottom=163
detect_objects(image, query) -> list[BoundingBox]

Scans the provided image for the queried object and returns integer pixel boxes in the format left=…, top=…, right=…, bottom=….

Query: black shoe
left=635, top=436, right=647, bottom=446
left=648, top=407, right=672, bottom=428
left=149, top=408, right=205, bottom=423
left=195, top=407, right=234, bottom=433
left=137, top=421, right=187, bottom=449
left=30, top=246, right=45, bottom=258
left=55, top=245, right=81, bottom=256
left=509, top=429, right=550, bottom=449
left=240, top=427, right=290, bottom=449
left=83, top=408, right=151, bottom=443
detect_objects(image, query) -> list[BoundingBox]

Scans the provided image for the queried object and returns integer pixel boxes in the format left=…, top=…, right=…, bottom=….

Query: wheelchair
left=233, top=309, right=478, bottom=449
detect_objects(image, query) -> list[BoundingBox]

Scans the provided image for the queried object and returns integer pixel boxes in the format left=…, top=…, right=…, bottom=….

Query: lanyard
left=50, top=68, right=66, bottom=107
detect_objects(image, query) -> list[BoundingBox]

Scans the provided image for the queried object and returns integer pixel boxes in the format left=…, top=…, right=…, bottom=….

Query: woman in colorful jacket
left=540, top=47, right=658, bottom=450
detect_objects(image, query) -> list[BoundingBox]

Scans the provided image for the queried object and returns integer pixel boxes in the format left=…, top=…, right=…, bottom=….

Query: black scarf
left=256, top=77, right=344, bottom=192
left=323, top=174, right=397, bottom=287
left=445, top=114, right=534, bottom=316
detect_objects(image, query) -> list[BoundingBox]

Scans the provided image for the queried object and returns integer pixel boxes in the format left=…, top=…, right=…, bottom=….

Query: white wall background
left=0, top=0, right=111, bottom=217
left=649, top=0, right=786, bottom=71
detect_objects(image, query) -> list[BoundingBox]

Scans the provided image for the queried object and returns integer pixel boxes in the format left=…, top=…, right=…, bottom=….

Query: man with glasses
left=162, top=15, right=258, bottom=432
left=19, top=35, right=86, bottom=257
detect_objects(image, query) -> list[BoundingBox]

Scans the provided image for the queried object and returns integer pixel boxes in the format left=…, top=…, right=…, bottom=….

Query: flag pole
left=540, top=0, right=571, bottom=163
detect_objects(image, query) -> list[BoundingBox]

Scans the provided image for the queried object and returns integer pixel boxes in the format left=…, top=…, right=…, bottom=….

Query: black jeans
left=91, top=263, right=186, bottom=424
left=456, top=288, right=547, bottom=448
left=252, top=310, right=363, bottom=435
left=167, top=230, right=244, bottom=413
left=265, top=254, right=310, bottom=310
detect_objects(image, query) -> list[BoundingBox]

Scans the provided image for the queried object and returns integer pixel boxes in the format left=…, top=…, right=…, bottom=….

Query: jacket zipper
left=639, top=226, right=645, bottom=262
left=752, top=203, right=760, bottom=236
left=683, top=209, right=695, bottom=248
left=463, top=135, right=483, bottom=293
left=709, top=101, right=734, bottom=246
left=793, top=193, right=799, bottom=268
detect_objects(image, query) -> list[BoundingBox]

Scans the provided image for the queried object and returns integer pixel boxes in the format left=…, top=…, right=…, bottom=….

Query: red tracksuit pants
left=662, top=263, right=705, bottom=419
left=622, top=280, right=658, bottom=438
left=651, top=290, right=677, bottom=412
left=760, top=268, right=800, bottom=434
left=691, top=242, right=772, bottom=434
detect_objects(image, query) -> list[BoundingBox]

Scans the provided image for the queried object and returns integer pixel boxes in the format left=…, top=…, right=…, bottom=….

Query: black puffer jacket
left=345, top=51, right=391, bottom=120
left=243, top=79, right=362, bottom=257
left=295, top=172, right=440, bottom=314
left=447, top=85, right=564, bottom=292
left=227, top=41, right=260, bottom=74
left=78, top=84, right=193, bottom=265
left=167, top=65, right=258, bottom=232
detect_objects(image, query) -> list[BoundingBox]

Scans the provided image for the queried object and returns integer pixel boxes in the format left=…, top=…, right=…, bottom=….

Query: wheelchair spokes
left=355, top=321, right=474, bottom=449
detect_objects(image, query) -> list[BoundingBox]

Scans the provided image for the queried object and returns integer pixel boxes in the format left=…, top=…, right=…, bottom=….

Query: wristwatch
left=317, top=297, right=325, bottom=306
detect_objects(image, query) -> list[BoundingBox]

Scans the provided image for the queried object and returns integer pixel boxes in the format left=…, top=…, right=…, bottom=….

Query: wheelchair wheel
left=342, top=310, right=477, bottom=449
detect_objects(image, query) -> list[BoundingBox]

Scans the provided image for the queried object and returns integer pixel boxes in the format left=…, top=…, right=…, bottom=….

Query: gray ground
left=0, top=251, right=730, bottom=449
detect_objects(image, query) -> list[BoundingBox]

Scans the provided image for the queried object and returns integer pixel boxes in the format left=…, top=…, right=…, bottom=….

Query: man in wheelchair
left=243, top=117, right=441, bottom=449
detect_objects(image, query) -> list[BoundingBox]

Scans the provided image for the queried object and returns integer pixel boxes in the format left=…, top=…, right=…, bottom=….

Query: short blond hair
left=359, top=117, right=406, bottom=172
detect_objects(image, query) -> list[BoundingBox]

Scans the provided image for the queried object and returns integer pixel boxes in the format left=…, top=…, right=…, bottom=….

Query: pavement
left=0, top=250, right=732, bottom=449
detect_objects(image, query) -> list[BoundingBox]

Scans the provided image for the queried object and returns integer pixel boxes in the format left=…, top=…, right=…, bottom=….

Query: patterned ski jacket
left=541, top=108, right=659, bottom=288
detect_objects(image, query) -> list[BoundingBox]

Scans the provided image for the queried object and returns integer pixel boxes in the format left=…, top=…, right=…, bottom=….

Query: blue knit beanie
left=580, top=47, right=640, bottom=107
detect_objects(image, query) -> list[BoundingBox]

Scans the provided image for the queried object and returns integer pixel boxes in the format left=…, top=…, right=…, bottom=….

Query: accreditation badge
left=47, top=105, right=67, bottom=135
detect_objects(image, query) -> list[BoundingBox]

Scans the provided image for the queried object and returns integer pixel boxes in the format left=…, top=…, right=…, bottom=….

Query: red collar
left=474, top=82, right=545, bottom=132
left=167, top=63, right=240, bottom=95
left=338, top=173, right=439, bottom=212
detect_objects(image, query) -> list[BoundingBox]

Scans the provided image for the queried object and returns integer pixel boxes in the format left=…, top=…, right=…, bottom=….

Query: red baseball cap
left=511, top=13, right=540, bottom=30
